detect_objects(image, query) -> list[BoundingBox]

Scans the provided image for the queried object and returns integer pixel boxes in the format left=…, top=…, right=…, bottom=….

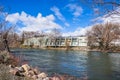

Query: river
left=12, top=48, right=120, bottom=80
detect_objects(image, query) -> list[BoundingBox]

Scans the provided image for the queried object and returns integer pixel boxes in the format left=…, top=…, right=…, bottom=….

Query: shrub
left=0, top=50, right=20, bottom=66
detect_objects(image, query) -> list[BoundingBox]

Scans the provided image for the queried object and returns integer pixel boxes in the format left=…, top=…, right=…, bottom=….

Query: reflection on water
left=87, top=52, right=112, bottom=80
left=12, top=49, right=120, bottom=80
left=109, top=53, right=120, bottom=79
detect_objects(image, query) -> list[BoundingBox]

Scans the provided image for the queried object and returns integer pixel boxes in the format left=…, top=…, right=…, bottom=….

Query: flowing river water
left=12, top=48, right=120, bottom=80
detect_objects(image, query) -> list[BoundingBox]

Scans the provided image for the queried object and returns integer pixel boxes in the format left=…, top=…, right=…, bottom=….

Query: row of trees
left=3, top=22, right=119, bottom=52
left=1, top=15, right=119, bottom=52
left=1, top=0, right=120, bottom=52
left=87, top=23, right=120, bottom=52
left=0, top=22, right=61, bottom=51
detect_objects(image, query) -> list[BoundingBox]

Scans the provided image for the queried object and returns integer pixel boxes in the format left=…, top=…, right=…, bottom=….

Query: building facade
left=23, top=36, right=88, bottom=48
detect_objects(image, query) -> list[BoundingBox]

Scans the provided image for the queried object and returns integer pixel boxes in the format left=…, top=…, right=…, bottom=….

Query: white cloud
left=66, top=4, right=83, bottom=17
left=63, top=7, right=120, bottom=37
left=51, top=6, right=70, bottom=27
left=101, top=14, right=120, bottom=23
left=92, top=14, right=120, bottom=23
left=64, top=22, right=70, bottom=27
left=62, top=26, right=92, bottom=36
left=51, top=6, right=65, bottom=21
left=6, top=11, right=62, bottom=32
left=92, top=7, right=120, bottom=23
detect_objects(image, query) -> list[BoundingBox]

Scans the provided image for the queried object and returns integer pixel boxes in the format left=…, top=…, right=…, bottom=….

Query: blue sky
left=0, top=0, right=104, bottom=36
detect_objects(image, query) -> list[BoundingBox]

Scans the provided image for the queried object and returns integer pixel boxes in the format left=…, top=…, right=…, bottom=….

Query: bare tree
left=65, top=38, right=71, bottom=50
left=0, top=7, right=14, bottom=52
left=87, top=23, right=120, bottom=52
left=49, top=28, right=61, bottom=38
left=20, top=31, right=42, bottom=44
left=7, top=32, right=20, bottom=48
left=82, top=0, right=120, bottom=16
left=47, top=28, right=61, bottom=47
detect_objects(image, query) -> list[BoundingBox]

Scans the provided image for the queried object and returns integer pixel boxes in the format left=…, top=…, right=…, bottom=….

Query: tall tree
left=0, top=7, right=14, bottom=52
left=87, top=23, right=120, bottom=52
left=7, top=32, right=20, bottom=47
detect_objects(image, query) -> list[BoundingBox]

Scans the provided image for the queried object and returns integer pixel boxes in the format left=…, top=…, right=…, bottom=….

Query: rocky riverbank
left=0, top=50, right=86, bottom=80
left=9, top=64, right=49, bottom=80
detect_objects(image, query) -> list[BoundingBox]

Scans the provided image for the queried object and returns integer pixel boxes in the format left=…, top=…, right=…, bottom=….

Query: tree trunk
left=3, top=39, right=10, bottom=52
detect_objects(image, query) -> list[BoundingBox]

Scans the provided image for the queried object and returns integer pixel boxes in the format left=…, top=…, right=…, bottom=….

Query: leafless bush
left=87, top=23, right=120, bottom=52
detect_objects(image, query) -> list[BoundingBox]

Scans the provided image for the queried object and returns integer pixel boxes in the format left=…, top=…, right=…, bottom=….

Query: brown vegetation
left=0, top=6, right=17, bottom=52
left=87, top=23, right=120, bottom=52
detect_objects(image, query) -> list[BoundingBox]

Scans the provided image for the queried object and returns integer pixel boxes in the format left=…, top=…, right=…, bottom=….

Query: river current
left=12, top=48, right=120, bottom=80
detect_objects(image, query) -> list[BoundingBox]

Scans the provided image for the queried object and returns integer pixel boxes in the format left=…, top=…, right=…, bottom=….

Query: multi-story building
left=23, top=36, right=88, bottom=49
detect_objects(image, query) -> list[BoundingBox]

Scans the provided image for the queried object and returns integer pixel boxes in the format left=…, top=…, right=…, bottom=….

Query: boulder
left=43, top=77, right=50, bottom=80
left=9, top=68, right=18, bottom=75
left=51, top=76, right=61, bottom=80
left=38, top=72, right=47, bottom=79
left=15, top=70, right=24, bottom=77
left=31, top=75, right=38, bottom=80
left=22, top=64, right=30, bottom=72
left=36, top=77, right=42, bottom=80
left=15, top=67, right=24, bottom=72
left=28, top=70, right=35, bottom=76
left=33, top=68, right=39, bottom=75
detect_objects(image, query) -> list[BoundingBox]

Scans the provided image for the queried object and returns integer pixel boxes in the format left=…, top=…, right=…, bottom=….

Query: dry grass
left=0, top=64, right=33, bottom=80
